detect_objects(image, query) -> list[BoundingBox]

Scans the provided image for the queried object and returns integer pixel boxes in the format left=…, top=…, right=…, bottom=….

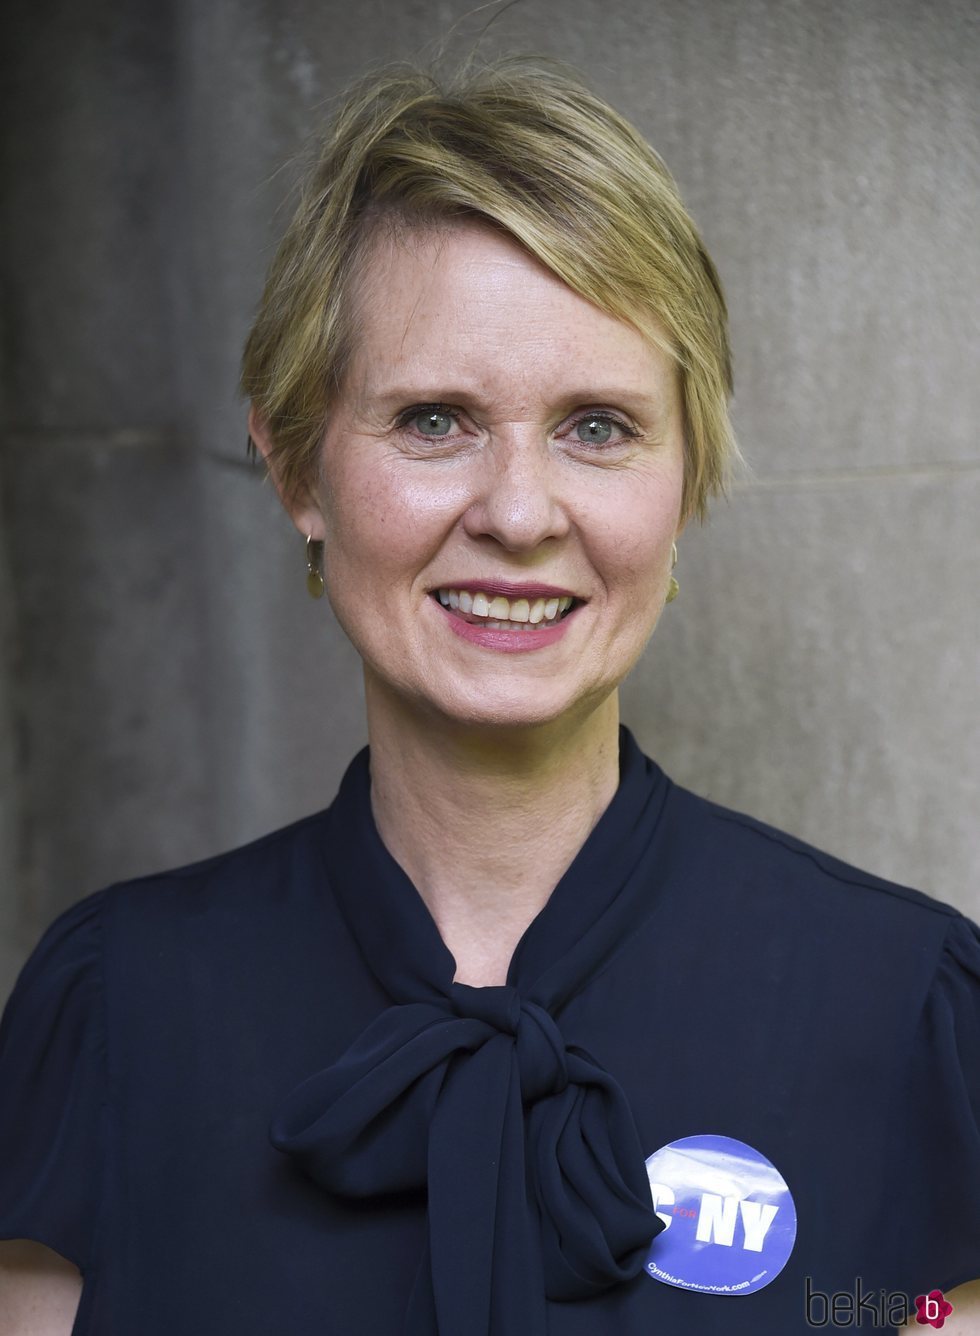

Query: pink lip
left=428, top=578, right=582, bottom=600
left=431, top=597, right=581, bottom=652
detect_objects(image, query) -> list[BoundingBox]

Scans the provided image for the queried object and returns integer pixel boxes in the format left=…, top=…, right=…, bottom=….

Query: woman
left=1, top=55, right=978, bottom=1335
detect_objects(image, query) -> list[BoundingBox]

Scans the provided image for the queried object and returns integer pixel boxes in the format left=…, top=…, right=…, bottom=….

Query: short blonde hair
left=242, top=54, right=738, bottom=524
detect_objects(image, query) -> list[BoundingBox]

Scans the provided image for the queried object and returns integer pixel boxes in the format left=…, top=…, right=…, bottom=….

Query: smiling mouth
left=429, top=589, right=581, bottom=630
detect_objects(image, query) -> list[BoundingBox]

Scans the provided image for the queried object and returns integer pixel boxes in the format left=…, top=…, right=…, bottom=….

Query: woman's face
left=288, top=220, right=686, bottom=733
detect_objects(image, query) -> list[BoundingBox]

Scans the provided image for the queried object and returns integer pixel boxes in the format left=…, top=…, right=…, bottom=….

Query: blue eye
left=409, top=408, right=455, bottom=437
left=576, top=415, right=614, bottom=445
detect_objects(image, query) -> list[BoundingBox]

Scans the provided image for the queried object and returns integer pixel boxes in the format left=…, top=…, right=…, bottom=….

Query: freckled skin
left=280, top=220, right=687, bottom=736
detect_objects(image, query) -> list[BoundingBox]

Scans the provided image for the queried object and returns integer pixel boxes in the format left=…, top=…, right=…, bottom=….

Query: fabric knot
left=270, top=990, right=660, bottom=1331
left=515, top=999, right=569, bottom=1102
left=450, top=981, right=522, bottom=1034
left=452, top=983, right=569, bottom=1103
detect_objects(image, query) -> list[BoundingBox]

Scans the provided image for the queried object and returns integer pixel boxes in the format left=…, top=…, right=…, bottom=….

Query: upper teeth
left=436, top=589, right=574, bottom=623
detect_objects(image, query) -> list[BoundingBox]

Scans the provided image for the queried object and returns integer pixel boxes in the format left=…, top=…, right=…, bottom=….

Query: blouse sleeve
left=0, top=889, right=108, bottom=1273
left=900, top=911, right=980, bottom=1297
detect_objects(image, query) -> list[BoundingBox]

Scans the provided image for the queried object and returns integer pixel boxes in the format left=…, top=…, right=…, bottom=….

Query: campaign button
left=644, top=1133, right=797, bottom=1296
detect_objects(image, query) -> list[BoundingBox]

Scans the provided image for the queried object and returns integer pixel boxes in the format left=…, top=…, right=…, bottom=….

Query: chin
left=418, top=679, right=612, bottom=734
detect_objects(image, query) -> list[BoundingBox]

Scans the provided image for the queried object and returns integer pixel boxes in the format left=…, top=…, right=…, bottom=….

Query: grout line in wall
left=5, top=428, right=177, bottom=450
left=731, top=459, right=980, bottom=489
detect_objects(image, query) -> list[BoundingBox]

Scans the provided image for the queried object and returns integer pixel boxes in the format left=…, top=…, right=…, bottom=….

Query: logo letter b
left=805, top=1277, right=829, bottom=1327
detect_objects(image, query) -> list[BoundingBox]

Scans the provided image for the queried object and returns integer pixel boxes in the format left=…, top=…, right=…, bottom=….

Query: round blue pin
left=644, top=1134, right=797, bottom=1296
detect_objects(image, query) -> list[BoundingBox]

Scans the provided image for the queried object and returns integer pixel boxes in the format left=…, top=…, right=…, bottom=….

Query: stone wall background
left=2, top=0, right=977, bottom=1003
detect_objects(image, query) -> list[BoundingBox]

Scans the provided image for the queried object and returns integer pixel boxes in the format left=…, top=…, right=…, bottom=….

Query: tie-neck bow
left=270, top=727, right=670, bottom=1335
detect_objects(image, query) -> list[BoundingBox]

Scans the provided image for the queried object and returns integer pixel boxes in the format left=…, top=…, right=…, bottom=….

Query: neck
left=363, top=675, right=622, bottom=987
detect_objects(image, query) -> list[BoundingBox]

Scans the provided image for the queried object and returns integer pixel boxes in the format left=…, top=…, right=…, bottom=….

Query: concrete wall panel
left=2, top=438, right=209, bottom=952
left=3, top=0, right=178, bottom=429
left=195, top=454, right=367, bottom=849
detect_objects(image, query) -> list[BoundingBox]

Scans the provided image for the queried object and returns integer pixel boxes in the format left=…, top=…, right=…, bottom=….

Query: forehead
left=344, top=220, right=678, bottom=410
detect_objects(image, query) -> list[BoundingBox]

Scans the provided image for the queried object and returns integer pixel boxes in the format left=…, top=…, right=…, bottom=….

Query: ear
left=248, top=405, right=327, bottom=543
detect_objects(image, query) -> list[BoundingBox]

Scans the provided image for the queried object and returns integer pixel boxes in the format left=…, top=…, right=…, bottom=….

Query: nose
left=461, top=428, right=572, bottom=552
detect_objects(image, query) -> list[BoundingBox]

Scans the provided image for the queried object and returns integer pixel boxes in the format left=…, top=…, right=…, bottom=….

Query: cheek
left=321, top=458, right=463, bottom=582
left=586, top=473, right=681, bottom=581
left=319, top=448, right=385, bottom=555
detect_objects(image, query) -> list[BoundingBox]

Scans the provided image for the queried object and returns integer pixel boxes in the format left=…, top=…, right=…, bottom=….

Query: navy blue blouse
left=1, top=726, right=978, bottom=1334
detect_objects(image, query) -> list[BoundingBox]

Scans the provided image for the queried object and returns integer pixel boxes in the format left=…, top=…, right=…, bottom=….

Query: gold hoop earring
left=306, top=535, right=324, bottom=600
left=666, top=541, right=679, bottom=603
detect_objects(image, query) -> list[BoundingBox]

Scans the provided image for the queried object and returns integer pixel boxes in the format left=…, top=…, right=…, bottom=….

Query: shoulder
left=669, top=777, right=961, bottom=916
left=98, top=804, right=333, bottom=925
left=11, top=806, right=339, bottom=1002
left=660, top=777, right=970, bottom=974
